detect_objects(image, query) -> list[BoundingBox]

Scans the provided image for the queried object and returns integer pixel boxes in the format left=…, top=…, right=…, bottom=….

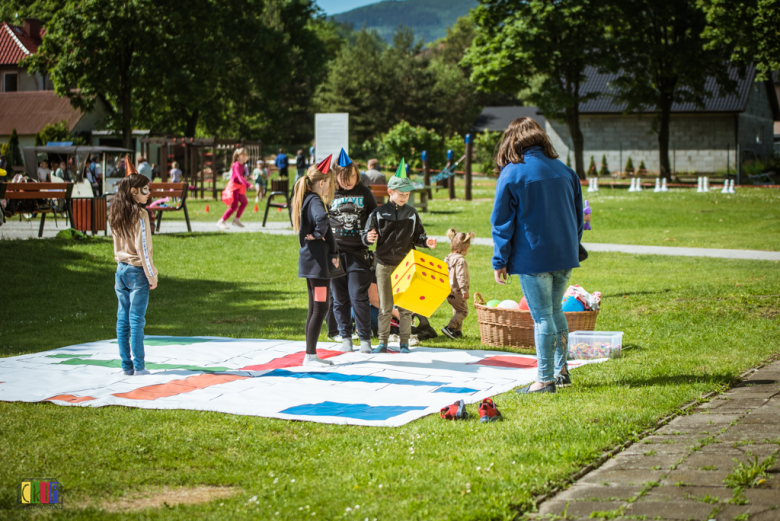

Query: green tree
left=464, top=0, right=611, bottom=178
left=6, top=129, right=22, bottom=169
left=699, top=0, right=780, bottom=81
left=34, top=120, right=85, bottom=146
left=638, top=159, right=647, bottom=173
left=625, top=156, right=634, bottom=174
left=606, top=0, right=736, bottom=180
left=587, top=156, right=597, bottom=176
left=599, top=154, right=609, bottom=176
left=367, top=121, right=444, bottom=171
left=474, top=130, right=503, bottom=174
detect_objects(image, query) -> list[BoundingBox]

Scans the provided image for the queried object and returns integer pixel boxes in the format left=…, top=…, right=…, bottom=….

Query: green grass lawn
left=2, top=230, right=780, bottom=519
left=170, top=176, right=780, bottom=251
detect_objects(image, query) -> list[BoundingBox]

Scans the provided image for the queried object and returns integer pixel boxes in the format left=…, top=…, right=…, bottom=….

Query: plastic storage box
left=568, top=331, right=624, bottom=360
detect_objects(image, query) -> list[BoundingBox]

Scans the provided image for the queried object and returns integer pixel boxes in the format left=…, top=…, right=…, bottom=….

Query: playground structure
left=139, top=137, right=262, bottom=199
left=417, top=133, right=475, bottom=202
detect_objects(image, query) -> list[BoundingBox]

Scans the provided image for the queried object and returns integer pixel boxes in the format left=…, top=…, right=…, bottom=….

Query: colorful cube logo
left=19, top=480, right=60, bottom=508
left=391, top=250, right=450, bottom=317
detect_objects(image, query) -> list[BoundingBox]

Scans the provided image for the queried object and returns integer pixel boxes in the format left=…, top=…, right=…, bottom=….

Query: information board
left=314, top=113, right=349, bottom=164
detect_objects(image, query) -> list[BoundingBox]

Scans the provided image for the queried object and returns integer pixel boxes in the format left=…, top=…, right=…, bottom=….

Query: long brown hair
left=334, top=162, right=360, bottom=188
left=495, top=117, right=558, bottom=172
left=292, top=165, right=335, bottom=231
left=109, top=174, right=150, bottom=240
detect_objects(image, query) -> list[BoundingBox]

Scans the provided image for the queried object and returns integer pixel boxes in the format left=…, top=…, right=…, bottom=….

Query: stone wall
left=547, top=86, right=776, bottom=174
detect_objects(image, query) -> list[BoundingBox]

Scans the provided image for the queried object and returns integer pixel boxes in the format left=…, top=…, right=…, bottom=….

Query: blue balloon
left=562, top=296, right=585, bottom=312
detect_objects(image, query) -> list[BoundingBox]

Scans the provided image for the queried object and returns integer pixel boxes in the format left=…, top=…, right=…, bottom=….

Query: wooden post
left=447, top=149, right=455, bottom=200
left=199, top=145, right=205, bottom=199
left=212, top=138, right=217, bottom=200
left=464, top=133, right=473, bottom=201
left=161, top=141, right=168, bottom=183
left=422, top=150, right=431, bottom=200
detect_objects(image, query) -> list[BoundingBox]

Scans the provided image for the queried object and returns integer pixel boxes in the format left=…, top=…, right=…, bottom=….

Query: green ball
left=486, top=300, right=501, bottom=308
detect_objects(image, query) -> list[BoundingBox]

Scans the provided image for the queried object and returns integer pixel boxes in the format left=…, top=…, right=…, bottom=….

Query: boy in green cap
left=362, top=159, right=437, bottom=353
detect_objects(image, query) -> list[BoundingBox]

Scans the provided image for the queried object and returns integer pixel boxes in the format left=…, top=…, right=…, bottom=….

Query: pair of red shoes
left=439, top=398, right=503, bottom=422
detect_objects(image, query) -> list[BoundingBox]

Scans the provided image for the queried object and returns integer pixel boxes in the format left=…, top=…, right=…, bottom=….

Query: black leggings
left=305, top=278, right=330, bottom=355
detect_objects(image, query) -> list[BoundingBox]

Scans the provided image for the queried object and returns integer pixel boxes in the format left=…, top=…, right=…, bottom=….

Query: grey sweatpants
left=376, top=263, right=413, bottom=345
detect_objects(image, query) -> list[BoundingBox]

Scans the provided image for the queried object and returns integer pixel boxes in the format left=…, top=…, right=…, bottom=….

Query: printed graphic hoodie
left=329, top=182, right=377, bottom=254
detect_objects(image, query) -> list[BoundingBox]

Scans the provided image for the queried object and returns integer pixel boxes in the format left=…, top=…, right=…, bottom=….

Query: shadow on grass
left=578, top=373, right=735, bottom=390
left=602, top=289, right=673, bottom=298
left=0, top=238, right=308, bottom=356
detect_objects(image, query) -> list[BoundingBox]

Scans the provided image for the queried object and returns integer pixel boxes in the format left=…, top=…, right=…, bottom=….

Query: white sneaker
left=328, top=335, right=343, bottom=342
left=134, top=369, right=151, bottom=375
left=359, top=340, right=372, bottom=353
left=232, top=218, right=245, bottom=228
left=216, top=219, right=228, bottom=230
left=388, top=334, right=400, bottom=343
left=302, top=355, right=333, bottom=367
left=409, top=335, right=420, bottom=347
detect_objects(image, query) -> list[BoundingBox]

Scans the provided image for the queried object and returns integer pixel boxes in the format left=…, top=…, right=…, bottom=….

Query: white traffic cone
left=654, top=178, right=662, bottom=192
left=661, top=178, right=669, bottom=192
left=721, top=179, right=729, bottom=193
left=729, top=179, right=736, bottom=194
left=697, top=177, right=704, bottom=192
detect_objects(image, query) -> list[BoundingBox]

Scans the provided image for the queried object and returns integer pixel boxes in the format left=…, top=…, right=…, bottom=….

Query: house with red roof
left=0, top=18, right=108, bottom=155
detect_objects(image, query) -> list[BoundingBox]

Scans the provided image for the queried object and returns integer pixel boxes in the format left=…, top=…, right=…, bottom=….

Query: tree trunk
left=565, top=105, right=585, bottom=179
left=121, top=82, right=132, bottom=151
left=185, top=109, right=199, bottom=138
left=657, top=96, right=673, bottom=180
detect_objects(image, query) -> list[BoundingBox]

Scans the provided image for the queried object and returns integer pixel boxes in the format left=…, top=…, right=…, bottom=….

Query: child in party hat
left=363, top=159, right=437, bottom=353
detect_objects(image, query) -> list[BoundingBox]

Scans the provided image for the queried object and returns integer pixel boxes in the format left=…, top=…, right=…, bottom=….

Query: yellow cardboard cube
left=391, top=250, right=450, bottom=317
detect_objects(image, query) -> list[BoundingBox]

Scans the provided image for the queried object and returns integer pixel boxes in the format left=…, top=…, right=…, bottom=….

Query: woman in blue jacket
left=491, top=117, right=583, bottom=394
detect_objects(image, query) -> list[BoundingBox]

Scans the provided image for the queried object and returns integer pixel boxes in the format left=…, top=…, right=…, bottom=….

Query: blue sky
left=316, top=0, right=386, bottom=15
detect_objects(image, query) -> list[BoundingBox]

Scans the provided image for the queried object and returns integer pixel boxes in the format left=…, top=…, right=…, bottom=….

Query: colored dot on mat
left=419, top=296, right=426, bottom=300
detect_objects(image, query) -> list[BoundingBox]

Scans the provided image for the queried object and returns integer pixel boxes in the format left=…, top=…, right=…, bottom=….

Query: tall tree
left=699, top=0, right=780, bottom=81
left=463, top=0, right=611, bottom=178
left=607, top=0, right=736, bottom=179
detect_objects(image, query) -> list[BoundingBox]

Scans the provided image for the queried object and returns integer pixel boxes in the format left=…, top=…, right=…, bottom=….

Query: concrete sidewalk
left=2, top=219, right=780, bottom=262
left=531, top=360, right=780, bottom=520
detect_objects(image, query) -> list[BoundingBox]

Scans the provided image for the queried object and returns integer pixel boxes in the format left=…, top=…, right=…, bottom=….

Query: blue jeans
left=519, top=269, right=572, bottom=384
left=115, top=263, right=150, bottom=372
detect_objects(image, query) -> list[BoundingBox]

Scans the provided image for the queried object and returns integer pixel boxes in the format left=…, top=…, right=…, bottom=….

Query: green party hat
left=394, top=158, right=407, bottom=178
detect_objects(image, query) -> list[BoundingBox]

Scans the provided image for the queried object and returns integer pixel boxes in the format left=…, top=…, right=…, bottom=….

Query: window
left=3, top=72, right=18, bottom=92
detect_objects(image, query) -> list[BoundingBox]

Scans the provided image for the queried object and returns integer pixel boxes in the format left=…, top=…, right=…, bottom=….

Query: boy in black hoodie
left=362, top=160, right=437, bottom=353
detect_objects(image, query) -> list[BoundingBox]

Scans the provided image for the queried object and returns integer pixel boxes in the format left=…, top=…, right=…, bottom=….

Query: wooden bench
left=147, top=182, right=191, bottom=232
left=0, top=182, right=74, bottom=237
left=369, top=184, right=387, bottom=204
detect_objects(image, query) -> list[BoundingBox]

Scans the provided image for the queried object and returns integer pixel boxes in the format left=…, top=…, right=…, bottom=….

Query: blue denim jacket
left=491, top=147, right=583, bottom=275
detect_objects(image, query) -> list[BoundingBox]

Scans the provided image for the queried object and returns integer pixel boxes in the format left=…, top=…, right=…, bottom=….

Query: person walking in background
left=309, top=141, right=316, bottom=165
left=362, top=159, right=386, bottom=186
left=137, top=157, right=153, bottom=181
left=295, top=149, right=307, bottom=183
left=217, top=148, right=252, bottom=230
left=253, top=160, right=269, bottom=202
left=491, top=117, right=583, bottom=394
left=169, top=162, right=182, bottom=183
left=54, top=161, right=69, bottom=181
left=275, top=148, right=289, bottom=179
left=87, top=156, right=103, bottom=196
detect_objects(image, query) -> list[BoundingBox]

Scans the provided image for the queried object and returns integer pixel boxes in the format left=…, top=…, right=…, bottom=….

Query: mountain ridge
left=332, top=0, right=476, bottom=44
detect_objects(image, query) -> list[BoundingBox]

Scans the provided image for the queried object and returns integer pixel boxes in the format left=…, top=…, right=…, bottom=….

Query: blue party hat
left=337, top=148, right=352, bottom=168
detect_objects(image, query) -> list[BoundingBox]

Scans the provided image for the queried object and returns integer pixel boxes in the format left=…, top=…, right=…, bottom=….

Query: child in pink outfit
left=218, top=148, right=252, bottom=229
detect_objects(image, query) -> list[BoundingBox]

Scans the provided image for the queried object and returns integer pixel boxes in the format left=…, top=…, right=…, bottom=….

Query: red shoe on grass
left=478, top=397, right=503, bottom=423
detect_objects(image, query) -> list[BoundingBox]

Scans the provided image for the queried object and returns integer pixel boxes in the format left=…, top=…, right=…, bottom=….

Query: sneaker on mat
left=337, top=338, right=353, bottom=353
left=478, top=398, right=503, bottom=423
left=555, top=372, right=572, bottom=388
left=134, top=369, right=151, bottom=376
left=303, top=355, right=333, bottom=367
left=441, top=327, right=459, bottom=340
left=328, top=335, right=343, bottom=342
left=370, top=344, right=388, bottom=354
left=408, top=335, right=420, bottom=347
left=399, top=343, right=411, bottom=354
left=359, top=340, right=372, bottom=353
left=440, top=399, right=469, bottom=420
left=216, top=219, right=228, bottom=230
left=232, top=218, right=245, bottom=228
left=516, top=382, right=556, bottom=394
left=122, top=369, right=134, bottom=376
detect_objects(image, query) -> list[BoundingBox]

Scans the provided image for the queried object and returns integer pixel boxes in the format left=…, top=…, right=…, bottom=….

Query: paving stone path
left=531, top=360, right=780, bottom=520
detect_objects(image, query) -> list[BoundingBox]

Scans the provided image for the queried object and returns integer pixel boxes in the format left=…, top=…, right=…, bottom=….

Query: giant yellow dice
left=391, top=250, right=450, bottom=317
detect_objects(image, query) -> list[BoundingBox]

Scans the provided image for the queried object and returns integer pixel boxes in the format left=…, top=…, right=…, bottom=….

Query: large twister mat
left=0, top=336, right=606, bottom=427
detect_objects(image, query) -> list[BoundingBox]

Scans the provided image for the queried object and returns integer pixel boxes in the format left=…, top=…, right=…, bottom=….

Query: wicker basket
left=474, top=292, right=599, bottom=349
